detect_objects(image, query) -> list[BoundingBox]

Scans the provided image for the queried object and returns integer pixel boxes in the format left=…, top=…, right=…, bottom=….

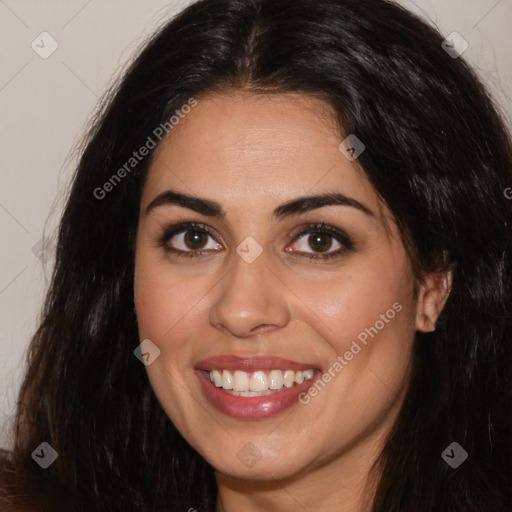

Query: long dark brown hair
left=1, top=0, right=511, bottom=510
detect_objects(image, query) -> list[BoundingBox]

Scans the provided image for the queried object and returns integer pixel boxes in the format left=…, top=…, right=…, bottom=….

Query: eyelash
left=156, top=221, right=355, bottom=261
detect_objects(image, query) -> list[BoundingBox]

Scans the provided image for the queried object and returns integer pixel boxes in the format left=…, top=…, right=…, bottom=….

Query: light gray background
left=1, top=0, right=511, bottom=449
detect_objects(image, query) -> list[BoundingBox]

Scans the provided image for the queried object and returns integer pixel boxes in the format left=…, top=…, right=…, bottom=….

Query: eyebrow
left=145, top=189, right=374, bottom=221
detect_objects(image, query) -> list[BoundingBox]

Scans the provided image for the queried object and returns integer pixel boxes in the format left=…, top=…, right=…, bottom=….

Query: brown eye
left=183, top=230, right=209, bottom=250
left=307, top=232, right=334, bottom=253
left=158, top=222, right=222, bottom=257
left=287, top=222, right=355, bottom=260
left=293, top=231, right=341, bottom=256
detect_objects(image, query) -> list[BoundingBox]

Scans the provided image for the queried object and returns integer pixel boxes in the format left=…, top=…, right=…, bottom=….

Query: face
left=134, top=91, right=427, bottom=482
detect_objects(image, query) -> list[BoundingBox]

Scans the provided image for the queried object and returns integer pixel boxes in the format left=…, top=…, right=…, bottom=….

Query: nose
left=209, top=249, right=291, bottom=339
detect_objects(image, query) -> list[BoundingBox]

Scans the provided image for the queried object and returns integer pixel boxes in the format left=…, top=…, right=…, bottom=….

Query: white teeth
left=232, top=370, right=250, bottom=392
left=268, top=369, right=284, bottom=389
left=226, top=390, right=275, bottom=397
left=283, top=370, right=295, bottom=388
left=212, top=369, right=222, bottom=387
left=221, top=370, right=233, bottom=389
left=303, top=369, right=314, bottom=380
left=249, top=371, right=268, bottom=392
left=209, top=368, right=315, bottom=393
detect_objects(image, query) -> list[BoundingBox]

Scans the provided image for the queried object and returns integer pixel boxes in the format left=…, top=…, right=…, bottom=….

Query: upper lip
left=195, top=355, right=318, bottom=373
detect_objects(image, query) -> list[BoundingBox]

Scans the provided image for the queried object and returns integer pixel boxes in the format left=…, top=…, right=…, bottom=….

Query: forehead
left=142, top=91, right=383, bottom=220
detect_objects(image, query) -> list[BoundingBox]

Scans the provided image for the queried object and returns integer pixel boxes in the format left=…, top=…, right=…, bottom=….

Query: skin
left=134, top=91, right=452, bottom=512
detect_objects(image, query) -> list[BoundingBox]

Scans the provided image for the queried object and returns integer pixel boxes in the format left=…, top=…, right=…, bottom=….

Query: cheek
left=133, top=251, right=201, bottom=353
left=290, top=248, right=415, bottom=358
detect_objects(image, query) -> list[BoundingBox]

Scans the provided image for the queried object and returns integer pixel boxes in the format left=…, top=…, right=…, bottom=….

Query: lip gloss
left=195, top=369, right=321, bottom=419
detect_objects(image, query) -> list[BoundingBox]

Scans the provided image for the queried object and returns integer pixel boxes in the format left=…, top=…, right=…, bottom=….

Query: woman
left=1, top=0, right=511, bottom=510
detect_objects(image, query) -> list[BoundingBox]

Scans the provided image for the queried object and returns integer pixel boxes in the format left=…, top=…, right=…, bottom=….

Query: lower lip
left=195, top=369, right=321, bottom=419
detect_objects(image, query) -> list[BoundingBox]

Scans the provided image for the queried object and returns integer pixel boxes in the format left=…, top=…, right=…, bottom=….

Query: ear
left=415, top=270, right=453, bottom=332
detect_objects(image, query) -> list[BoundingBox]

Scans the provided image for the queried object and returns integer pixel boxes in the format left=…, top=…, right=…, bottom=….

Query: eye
left=158, top=222, right=222, bottom=258
left=287, top=222, right=355, bottom=260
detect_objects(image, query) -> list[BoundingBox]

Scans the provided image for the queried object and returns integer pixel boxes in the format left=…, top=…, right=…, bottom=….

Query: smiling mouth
left=194, top=354, right=322, bottom=418
left=206, top=368, right=316, bottom=396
